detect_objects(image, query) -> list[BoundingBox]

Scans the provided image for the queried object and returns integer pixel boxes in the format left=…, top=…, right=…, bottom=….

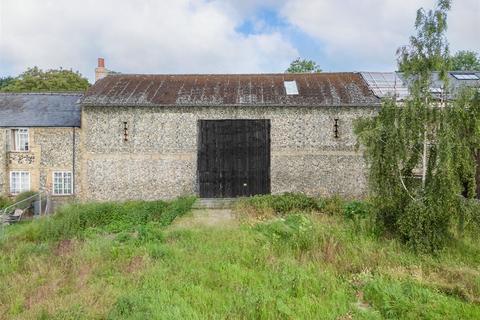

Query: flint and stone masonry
left=1, top=72, right=382, bottom=203
left=0, top=130, right=6, bottom=195
left=80, top=105, right=378, bottom=201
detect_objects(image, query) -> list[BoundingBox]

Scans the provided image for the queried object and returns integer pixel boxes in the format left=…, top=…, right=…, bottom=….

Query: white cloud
left=0, top=0, right=298, bottom=82
left=280, top=0, right=480, bottom=70
left=0, top=0, right=478, bottom=81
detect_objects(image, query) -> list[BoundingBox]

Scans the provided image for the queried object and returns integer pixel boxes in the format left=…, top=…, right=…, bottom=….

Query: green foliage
left=317, top=196, right=346, bottom=216
left=451, top=50, right=480, bottom=71
left=13, top=191, right=38, bottom=210
left=356, top=0, right=480, bottom=253
left=397, top=0, right=451, bottom=77
left=0, top=196, right=12, bottom=210
left=344, top=201, right=371, bottom=220
left=254, top=214, right=316, bottom=252
left=363, top=276, right=480, bottom=319
left=244, top=193, right=319, bottom=215
left=285, top=58, right=322, bottom=73
left=0, top=67, right=89, bottom=92
left=1, top=201, right=480, bottom=318
left=13, top=196, right=195, bottom=242
left=0, top=76, right=14, bottom=90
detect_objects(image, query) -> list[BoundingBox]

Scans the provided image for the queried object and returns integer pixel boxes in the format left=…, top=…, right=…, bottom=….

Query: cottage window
left=53, top=171, right=73, bottom=195
left=10, top=128, right=29, bottom=151
left=10, top=171, right=30, bottom=195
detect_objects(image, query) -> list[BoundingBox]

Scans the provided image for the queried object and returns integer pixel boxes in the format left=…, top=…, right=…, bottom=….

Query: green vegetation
left=0, top=76, right=15, bottom=90
left=356, top=0, right=480, bottom=253
left=0, top=196, right=11, bottom=210
left=285, top=58, right=322, bottom=73
left=1, top=193, right=479, bottom=319
left=451, top=50, right=480, bottom=71
left=0, top=67, right=89, bottom=92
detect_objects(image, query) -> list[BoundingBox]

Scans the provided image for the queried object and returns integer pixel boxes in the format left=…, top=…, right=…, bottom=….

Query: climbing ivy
left=355, top=0, right=480, bottom=253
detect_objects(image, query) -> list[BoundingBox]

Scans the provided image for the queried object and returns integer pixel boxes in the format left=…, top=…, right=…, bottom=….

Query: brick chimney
left=95, top=57, right=108, bottom=82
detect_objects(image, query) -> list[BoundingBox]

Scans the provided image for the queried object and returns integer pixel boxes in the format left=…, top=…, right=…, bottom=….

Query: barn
left=78, top=72, right=380, bottom=201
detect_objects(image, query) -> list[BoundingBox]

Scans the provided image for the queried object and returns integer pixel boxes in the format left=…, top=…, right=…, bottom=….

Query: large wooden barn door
left=198, top=120, right=270, bottom=198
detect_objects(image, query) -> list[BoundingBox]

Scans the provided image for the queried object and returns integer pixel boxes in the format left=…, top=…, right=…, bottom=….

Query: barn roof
left=0, top=93, right=82, bottom=127
left=82, top=73, right=380, bottom=107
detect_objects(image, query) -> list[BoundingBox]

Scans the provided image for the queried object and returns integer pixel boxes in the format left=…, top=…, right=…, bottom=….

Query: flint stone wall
left=81, top=106, right=378, bottom=201
left=0, top=128, right=80, bottom=200
left=0, top=130, right=6, bottom=195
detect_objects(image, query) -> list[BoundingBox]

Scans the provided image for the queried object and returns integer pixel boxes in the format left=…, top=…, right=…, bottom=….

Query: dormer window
left=284, top=80, right=299, bottom=95
left=10, top=128, right=29, bottom=151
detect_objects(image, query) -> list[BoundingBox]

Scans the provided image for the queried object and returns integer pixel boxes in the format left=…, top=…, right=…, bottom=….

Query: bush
left=344, top=201, right=371, bottom=220
left=317, top=196, right=346, bottom=216
left=398, top=200, right=452, bottom=253
left=244, top=193, right=318, bottom=215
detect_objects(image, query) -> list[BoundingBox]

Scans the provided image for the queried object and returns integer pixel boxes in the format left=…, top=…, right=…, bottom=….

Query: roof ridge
left=104, top=72, right=361, bottom=77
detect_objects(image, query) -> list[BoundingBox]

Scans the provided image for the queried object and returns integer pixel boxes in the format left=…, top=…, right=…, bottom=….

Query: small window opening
left=284, top=80, right=299, bottom=95
left=334, top=118, right=339, bottom=139
left=123, top=122, right=129, bottom=142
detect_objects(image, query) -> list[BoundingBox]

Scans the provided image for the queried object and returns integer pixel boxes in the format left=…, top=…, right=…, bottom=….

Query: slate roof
left=82, top=73, right=380, bottom=107
left=0, top=93, right=82, bottom=127
left=361, top=71, right=480, bottom=100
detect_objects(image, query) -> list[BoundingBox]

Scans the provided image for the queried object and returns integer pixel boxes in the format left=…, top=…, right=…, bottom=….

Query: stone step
left=192, top=198, right=239, bottom=209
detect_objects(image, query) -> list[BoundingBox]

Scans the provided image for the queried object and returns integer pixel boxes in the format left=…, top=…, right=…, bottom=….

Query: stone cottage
left=0, top=93, right=82, bottom=206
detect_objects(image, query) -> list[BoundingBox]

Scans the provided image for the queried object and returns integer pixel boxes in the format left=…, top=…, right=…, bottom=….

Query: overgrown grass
left=0, top=193, right=479, bottom=319
left=5, top=196, right=195, bottom=242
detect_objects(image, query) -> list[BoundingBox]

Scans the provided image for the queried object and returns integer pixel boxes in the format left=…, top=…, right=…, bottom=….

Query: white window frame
left=52, top=171, right=73, bottom=195
left=11, top=128, right=29, bottom=151
left=284, top=80, right=299, bottom=95
left=10, top=171, right=31, bottom=195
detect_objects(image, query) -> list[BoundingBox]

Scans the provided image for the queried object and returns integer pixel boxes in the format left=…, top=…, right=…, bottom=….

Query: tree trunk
left=422, top=129, right=428, bottom=189
left=476, top=150, right=480, bottom=199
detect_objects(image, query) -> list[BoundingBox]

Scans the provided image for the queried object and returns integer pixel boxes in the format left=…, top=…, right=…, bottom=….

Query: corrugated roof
left=361, top=71, right=480, bottom=100
left=82, top=73, right=380, bottom=107
left=0, top=93, right=82, bottom=127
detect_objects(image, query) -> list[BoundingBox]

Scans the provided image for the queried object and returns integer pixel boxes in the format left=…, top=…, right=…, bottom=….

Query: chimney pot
left=98, top=57, right=105, bottom=68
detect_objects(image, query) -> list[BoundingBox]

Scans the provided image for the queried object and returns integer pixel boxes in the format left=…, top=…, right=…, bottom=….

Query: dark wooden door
left=198, top=120, right=270, bottom=198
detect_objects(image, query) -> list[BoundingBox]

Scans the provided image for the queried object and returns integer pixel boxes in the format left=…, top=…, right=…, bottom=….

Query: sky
left=0, top=0, right=479, bottom=83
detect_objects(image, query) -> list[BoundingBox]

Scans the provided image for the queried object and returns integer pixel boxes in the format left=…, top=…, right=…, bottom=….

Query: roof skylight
left=284, top=80, right=299, bottom=95
left=451, top=73, right=479, bottom=80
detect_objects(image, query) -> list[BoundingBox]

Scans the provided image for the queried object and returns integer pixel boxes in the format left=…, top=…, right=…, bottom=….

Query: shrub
left=244, top=193, right=318, bottom=215
left=398, top=200, right=452, bottom=253
left=344, top=201, right=370, bottom=220
left=317, top=196, right=345, bottom=216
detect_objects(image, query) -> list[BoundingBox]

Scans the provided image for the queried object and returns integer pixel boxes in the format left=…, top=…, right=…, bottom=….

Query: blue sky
left=1, top=0, right=479, bottom=82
